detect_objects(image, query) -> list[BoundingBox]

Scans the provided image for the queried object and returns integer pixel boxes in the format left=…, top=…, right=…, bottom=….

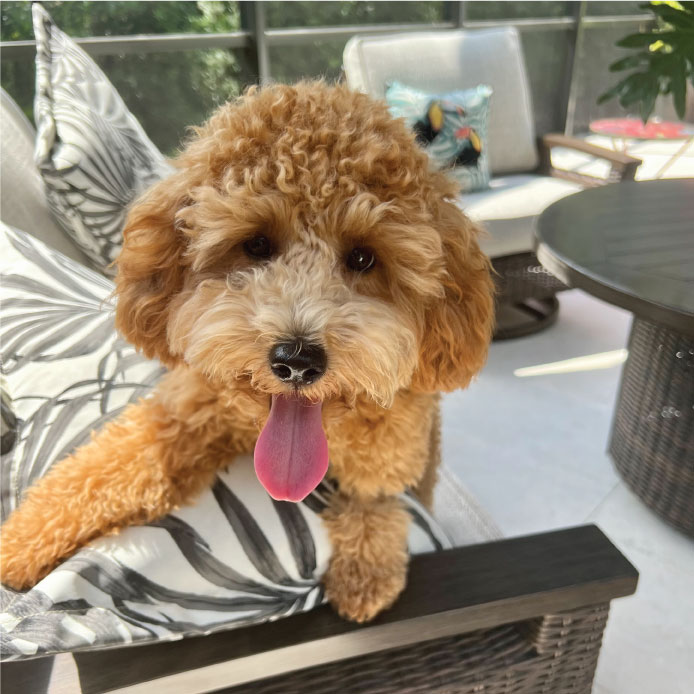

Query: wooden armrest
left=37, top=525, right=635, bottom=694
left=538, top=133, right=642, bottom=186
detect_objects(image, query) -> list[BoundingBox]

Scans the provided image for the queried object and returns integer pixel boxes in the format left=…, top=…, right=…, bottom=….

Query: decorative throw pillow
left=386, top=81, right=493, bottom=193
left=0, top=224, right=451, bottom=660
left=32, top=4, right=173, bottom=274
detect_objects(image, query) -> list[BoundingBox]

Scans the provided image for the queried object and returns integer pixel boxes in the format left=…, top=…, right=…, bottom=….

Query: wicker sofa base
left=492, top=252, right=568, bottom=341
left=493, top=252, right=569, bottom=302
left=224, top=604, right=610, bottom=694
left=610, top=318, right=694, bottom=536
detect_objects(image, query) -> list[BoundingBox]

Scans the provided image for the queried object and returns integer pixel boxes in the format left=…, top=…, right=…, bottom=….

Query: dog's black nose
left=269, top=340, right=327, bottom=386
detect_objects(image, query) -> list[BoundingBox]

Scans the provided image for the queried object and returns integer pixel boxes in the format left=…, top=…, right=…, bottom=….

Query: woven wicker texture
left=610, top=318, right=694, bottom=536
left=223, top=604, right=609, bottom=694
left=493, top=252, right=568, bottom=303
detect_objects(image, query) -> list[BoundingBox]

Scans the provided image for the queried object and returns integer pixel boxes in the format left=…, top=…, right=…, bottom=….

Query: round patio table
left=535, top=179, right=694, bottom=535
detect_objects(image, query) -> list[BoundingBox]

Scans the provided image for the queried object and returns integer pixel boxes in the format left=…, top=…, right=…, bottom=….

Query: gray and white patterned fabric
left=0, top=376, right=18, bottom=457
left=0, top=224, right=451, bottom=660
left=32, top=4, right=173, bottom=274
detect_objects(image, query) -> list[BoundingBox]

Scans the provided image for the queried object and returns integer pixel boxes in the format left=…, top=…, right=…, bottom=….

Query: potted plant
left=599, top=1, right=694, bottom=122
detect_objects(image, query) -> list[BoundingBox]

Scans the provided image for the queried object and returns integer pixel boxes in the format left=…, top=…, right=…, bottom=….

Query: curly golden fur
left=0, top=82, right=494, bottom=622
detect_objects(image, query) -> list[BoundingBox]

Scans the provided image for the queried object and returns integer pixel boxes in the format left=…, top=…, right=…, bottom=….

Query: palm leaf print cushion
left=32, top=4, right=173, bottom=274
left=0, top=224, right=451, bottom=660
left=386, top=81, right=493, bottom=193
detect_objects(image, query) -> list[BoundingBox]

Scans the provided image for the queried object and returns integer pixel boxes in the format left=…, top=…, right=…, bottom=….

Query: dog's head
left=116, top=82, right=494, bottom=500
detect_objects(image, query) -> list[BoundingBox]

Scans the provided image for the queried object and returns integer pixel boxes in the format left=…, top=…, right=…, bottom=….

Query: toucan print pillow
left=386, top=81, right=492, bottom=193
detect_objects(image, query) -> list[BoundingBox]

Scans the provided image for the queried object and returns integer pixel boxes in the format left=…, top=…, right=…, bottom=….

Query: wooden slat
left=541, top=132, right=643, bottom=167
left=33, top=524, right=640, bottom=694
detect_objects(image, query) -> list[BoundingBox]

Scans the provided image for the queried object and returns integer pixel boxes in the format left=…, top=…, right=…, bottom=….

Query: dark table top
left=535, top=178, right=694, bottom=337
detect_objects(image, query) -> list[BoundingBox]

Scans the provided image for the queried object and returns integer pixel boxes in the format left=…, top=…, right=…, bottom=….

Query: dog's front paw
left=323, top=555, right=407, bottom=623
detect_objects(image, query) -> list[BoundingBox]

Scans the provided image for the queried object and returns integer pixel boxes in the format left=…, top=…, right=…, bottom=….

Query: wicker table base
left=609, top=318, right=694, bottom=536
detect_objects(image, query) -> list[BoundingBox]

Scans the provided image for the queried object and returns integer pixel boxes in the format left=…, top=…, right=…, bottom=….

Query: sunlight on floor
left=514, top=349, right=628, bottom=377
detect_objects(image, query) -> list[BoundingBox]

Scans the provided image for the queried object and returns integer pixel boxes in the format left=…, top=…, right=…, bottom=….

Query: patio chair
left=343, top=28, right=642, bottom=339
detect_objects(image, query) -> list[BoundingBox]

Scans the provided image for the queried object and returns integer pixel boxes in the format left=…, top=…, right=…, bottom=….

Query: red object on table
left=590, top=118, right=694, bottom=140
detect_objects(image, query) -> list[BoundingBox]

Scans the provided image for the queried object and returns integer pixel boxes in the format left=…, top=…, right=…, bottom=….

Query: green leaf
left=617, top=32, right=662, bottom=48
left=619, top=90, right=647, bottom=109
left=670, top=59, right=688, bottom=117
left=598, top=79, right=631, bottom=104
left=648, top=50, right=678, bottom=79
left=609, top=54, right=649, bottom=72
left=612, top=72, right=660, bottom=112
left=640, top=88, right=658, bottom=122
left=649, top=3, right=694, bottom=28
left=653, top=28, right=694, bottom=46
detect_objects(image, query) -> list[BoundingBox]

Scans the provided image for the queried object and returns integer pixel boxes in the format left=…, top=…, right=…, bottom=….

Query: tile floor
left=440, top=289, right=694, bottom=694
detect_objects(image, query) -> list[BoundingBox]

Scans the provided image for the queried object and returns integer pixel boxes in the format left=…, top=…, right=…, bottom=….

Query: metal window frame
left=0, top=1, right=652, bottom=133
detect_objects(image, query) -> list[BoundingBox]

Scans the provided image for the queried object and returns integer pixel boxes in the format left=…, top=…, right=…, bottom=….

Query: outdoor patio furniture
left=2, top=526, right=638, bottom=694
left=343, top=28, right=643, bottom=340
left=536, top=179, right=694, bottom=536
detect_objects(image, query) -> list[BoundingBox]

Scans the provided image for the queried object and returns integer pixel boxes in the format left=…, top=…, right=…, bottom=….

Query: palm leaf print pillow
left=32, top=4, right=173, bottom=274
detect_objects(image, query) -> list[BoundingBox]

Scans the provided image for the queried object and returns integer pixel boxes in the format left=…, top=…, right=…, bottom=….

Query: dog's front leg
left=0, top=394, right=232, bottom=591
left=322, top=494, right=410, bottom=623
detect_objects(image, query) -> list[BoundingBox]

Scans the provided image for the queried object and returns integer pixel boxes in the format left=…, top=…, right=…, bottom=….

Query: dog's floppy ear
left=410, top=200, right=495, bottom=393
left=115, top=173, right=190, bottom=367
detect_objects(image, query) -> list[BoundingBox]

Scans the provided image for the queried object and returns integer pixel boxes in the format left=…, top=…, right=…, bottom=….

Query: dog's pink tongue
left=254, top=395, right=329, bottom=502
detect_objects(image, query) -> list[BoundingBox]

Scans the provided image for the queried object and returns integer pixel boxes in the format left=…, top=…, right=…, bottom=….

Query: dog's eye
left=346, top=247, right=376, bottom=272
left=243, top=235, right=273, bottom=259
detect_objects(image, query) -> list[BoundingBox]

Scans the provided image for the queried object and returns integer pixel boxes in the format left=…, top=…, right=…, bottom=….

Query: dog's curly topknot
left=183, top=81, right=455, bottom=206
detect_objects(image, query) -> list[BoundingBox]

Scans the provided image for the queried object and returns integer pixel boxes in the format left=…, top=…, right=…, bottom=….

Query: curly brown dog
left=0, top=81, right=494, bottom=622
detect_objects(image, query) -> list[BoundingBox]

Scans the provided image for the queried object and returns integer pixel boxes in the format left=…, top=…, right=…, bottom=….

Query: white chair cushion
left=343, top=28, right=538, bottom=175
left=458, top=174, right=583, bottom=258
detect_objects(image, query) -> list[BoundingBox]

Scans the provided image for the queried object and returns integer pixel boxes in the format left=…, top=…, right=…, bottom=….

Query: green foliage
left=1, top=2, right=246, bottom=154
left=0, top=2, right=219, bottom=40
left=598, top=1, right=694, bottom=121
left=0, top=1, right=451, bottom=152
left=264, top=1, right=446, bottom=27
left=0, top=1, right=591, bottom=151
left=264, top=2, right=446, bottom=83
left=466, top=1, right=571, bottom=20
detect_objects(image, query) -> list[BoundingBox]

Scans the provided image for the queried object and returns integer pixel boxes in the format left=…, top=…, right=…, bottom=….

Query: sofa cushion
left=386, top=81, right=492, bottom=193
left=0, top=89, right=91, bottom=268
left=0, top=224, right=464, bottom=660
left=458, top=175, right=583, bottom=258
left=32, top=4, right=172, bottom=274
left=343, top=28, right=538, bottom=176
